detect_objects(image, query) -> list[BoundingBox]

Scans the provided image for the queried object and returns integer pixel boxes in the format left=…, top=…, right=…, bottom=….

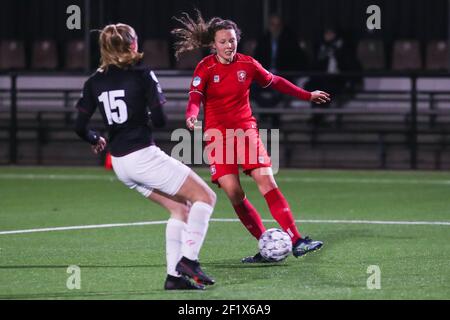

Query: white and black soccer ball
left=258, top=228, right=292, bottom=262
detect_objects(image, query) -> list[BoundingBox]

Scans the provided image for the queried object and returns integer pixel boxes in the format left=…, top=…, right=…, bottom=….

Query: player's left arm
left=270, top=75, right=331, bottom=104
left=74, top=80, right=106, bottom=154
left=252, top=58, right=330, bottom=104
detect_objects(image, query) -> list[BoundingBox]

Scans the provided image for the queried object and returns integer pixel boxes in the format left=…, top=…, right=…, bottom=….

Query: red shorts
left=204, top=127, right=272, bottom=185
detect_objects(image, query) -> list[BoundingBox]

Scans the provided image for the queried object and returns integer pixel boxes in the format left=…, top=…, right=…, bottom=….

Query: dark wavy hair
left=171, top=9, right=242, bottom=59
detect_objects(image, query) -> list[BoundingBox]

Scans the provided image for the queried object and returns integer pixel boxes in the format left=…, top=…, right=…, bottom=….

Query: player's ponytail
left=171, top=9, right=241, bottom=60
left=99, top=23, right=143, bottom=71
left=171, top=9, right=210, bottom=60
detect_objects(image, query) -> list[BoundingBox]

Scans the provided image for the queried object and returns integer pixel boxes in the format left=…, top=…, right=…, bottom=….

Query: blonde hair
left=99, top=23, right=143, bottom=70
left=171, top=10, right=241, bottom=60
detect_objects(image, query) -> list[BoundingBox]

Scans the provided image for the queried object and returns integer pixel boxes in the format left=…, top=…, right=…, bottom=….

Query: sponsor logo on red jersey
left=192, top=76, right=201, bottom=87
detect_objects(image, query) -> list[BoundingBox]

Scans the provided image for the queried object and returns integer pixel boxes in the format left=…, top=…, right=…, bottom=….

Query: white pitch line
left=0, top=221, right=167, bottom=235
left=1, top=173, right=450, bottom=185
left=0, top=174, right=117, bottom=181
left=277, top=177, right=450, bottom=185
left=214, top=218, right=450, bottom=226
left=0, top=218, right=449, bottom=236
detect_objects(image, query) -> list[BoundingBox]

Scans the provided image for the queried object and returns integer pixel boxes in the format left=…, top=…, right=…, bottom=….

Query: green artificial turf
left=0, top=167, right=449, bottom=299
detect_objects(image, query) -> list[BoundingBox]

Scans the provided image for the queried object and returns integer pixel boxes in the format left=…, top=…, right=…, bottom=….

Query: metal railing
left=1, top=71, right=450, bottom=168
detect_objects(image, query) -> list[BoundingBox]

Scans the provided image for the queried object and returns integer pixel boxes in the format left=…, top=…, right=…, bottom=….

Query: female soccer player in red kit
left=172, top=12, right=330, bottom=262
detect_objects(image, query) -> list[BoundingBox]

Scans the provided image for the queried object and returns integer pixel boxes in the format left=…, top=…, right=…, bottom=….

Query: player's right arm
left=74, top=79, right=106, bottom=154
left=186, top=62, right=208, bottom=130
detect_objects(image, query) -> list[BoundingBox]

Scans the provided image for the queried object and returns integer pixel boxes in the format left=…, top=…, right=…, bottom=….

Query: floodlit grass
left=0, top=167, right=449, bottom=299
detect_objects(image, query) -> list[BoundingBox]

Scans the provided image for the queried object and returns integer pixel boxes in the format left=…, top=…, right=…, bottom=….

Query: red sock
left=233, top=198, right=266, bottom=240
left=264, top=188, right=302, bottom=244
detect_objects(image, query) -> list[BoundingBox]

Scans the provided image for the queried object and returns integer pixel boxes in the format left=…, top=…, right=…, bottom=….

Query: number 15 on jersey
left=98, top=90, right=128, bottom=125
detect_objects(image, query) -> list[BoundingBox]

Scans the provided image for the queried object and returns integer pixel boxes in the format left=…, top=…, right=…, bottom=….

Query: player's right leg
left=216, top=174, right=269, bottom=263
left=111, top=145, right=216, bottom=286
left=218, top=174, right=266, bottom=240
left=172, top=172, right=216, bottom=285
left=147, top=191, right=205, bottom=290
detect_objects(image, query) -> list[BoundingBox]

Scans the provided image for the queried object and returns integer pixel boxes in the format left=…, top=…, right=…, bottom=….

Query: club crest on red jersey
left=237, top=70, right=247, bottom=82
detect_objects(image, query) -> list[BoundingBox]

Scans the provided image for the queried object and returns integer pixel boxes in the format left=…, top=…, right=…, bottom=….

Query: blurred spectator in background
left=305, top=26, right=360, bottom=127
left=254, top=14, right=309, bottom=73
left=252, top=14, right=310, bottom=127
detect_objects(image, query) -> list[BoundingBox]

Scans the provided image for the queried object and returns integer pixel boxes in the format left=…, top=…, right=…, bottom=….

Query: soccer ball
left=258, top=228, right=292, bottom=262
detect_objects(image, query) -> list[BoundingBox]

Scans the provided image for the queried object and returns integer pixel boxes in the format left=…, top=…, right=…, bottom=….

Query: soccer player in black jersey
left=75, top=23, right=216, bottom=290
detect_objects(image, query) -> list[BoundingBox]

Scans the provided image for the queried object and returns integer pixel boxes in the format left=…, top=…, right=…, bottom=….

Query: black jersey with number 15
left=76, top=64, right=167, bottom=157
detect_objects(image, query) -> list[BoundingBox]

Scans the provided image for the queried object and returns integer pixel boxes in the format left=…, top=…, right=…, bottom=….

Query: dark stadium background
left=1, top=0, right=449, bottom=169
left=0, top=0, right=449, bottom=303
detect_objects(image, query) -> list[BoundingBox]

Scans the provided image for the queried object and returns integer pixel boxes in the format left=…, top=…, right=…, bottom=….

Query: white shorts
left=111, top=145, right=191, bottom=197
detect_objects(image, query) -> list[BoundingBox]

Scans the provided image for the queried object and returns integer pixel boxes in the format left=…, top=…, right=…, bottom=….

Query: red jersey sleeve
left=252, top=58, right=274, bottom=88
left=189, top=61, right=209, bottom=96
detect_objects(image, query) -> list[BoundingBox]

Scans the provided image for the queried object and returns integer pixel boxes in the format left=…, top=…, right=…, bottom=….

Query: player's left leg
left=147, top=191, right=188, bottom=276
left=147, top=191, right=205, bottom=290
left=250, top=168, right=301, bottom=244
left=115, top=145, right=215, bottom=288
left=250, top=168, right=324, bottom=258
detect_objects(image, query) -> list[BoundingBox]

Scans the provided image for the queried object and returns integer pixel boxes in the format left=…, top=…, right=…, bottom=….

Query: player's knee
left=257, top=179, right=277, bottom=195
left=179, top=203, right=191, bottom=220
left=227, top=188, right=245, bottom=205
left=192, top=185, right=216, bottom=207
left=203, top=187, right=216, bottom=207
left=170, top=210, right=188, bottom=222
left=169, top=203, right=189, bottom=222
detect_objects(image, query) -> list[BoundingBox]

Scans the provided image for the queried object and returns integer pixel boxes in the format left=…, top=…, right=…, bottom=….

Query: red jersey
left=189, top=53, right=273, bottom=130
